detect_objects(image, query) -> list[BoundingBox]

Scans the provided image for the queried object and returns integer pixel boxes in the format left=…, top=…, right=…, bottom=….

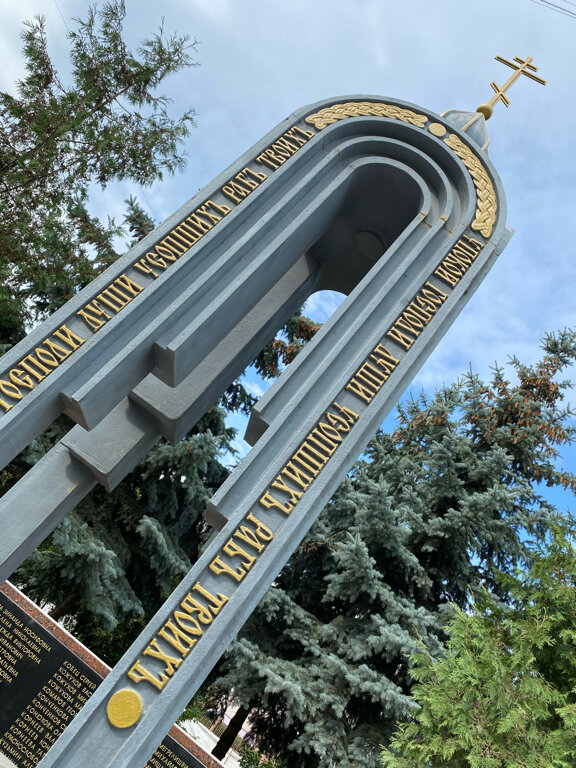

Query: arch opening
left=307, top=162, right=425, bottom=295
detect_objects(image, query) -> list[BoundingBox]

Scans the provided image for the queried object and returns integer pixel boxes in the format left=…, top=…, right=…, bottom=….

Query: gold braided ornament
left=305, top=102, right=428, bottom=130
left=444, top=134, right=497, bottom=238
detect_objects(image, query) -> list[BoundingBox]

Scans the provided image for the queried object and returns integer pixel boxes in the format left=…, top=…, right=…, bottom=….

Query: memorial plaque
left=0, top=583, right=214, bottom=768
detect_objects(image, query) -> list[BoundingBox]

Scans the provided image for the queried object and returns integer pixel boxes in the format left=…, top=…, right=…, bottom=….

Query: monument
left=0, top=56, right=545, bottom=768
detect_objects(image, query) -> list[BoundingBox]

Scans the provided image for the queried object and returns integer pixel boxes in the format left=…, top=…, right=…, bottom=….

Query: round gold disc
left=428, top=123, right=447, bottom=137
left=107, top=689, right=143, bottom=729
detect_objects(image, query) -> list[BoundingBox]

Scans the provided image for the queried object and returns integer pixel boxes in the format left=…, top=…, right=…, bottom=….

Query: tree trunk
left=211, top=703, right=251, bottom=761
left=49, top=590, right=80, bottom=622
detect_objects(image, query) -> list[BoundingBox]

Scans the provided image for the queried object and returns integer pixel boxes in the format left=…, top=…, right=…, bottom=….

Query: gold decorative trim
left=428, top=122, right=447, bottom=137
left=444, top=134, right=497, bottom=238
left=305, top=101, right=428, bottom=130
left=305, top=101, right=496, bottom=239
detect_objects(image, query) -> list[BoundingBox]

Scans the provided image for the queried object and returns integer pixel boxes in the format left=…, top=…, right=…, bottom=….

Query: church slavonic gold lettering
left=77, top=300, right=111, bottom=331
left=271, top=475, right=304, bottom=506
left=115, top=274, right=144, bottom=298
left=259, top=490, right=295, bottom=515
left=207, top=199, right=232, bottom=217
left=255, top=125, right=315, bottom=170
left=346, top=361, right=389, bottom=404
left=282, top=460, right=314, bottom=489
left=127, top=660, right=169, bottom=691
left=0, top=326, right=85, bottom=410
left=172, top=610, right=203, bottom=636
left=222, top=179, right=252, bottom=205
left=196, top=202, right=224, bottom=226
left=185, top=212, right=213, bottom=236
left=257, top=402, right=359, bottom=514
left=0, top=380, right=22, bottom=401
left=180, top=595, right=213, bottom=626
left=387, top=282, right=448, bottom=350
left=191, top=582, right=229, bottom=615
left=370, top=344, right=400, bottom=375
left=142, top=639, right=183, bottom=677
left=8, top=368, right=33, bottom=390
left=209, top=556, right=248, bottom=582
left=234, top=512, right=274, bottom=553
left=222, top=167, right=269, bottom=204
left=307, top=428, right=338, bottom=457
left=331, top=402, right=360, bottom=430
left=155, top=244, right=179, bottom=261
left=157, top=620, right=198, bottom=657
left=434, top=235, right=484, bottom=286
left=34, top=347, right=59, bottom=369
left=96, top=285, right=130, bottom=313
left=340, top=343, right=402, bottom=403
left=223, top=539, right=257, bottom=570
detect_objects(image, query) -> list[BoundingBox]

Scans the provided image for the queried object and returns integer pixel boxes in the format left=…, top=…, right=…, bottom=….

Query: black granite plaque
left=0, top=587, right=208, bottom=768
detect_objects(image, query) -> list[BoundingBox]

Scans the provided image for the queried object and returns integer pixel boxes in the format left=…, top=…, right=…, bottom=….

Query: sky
left=1, top=0, right=575, bottom=484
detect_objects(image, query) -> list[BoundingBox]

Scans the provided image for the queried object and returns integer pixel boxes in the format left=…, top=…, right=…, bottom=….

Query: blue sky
left=1, top=0, right=575, bottom=497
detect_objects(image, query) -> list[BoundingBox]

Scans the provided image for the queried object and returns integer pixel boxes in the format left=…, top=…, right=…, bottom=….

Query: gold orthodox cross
left=476, top=55, right=546, bottom=119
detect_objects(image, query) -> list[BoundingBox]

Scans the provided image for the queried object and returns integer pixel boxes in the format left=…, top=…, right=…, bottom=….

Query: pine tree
left=212, top=330, right=576, bottom=767
left=381, top=520, right=576, bottom=768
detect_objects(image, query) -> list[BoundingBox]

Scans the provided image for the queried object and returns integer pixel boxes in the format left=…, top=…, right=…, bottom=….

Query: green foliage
left=177, top=690, right=213, bottom=726
left=0, top=0, right=197, bottom=341
left=238, top=742, right=287, bottom=768
left=214, top=330, right=576, bottom=767
left=16, top=406, right=233, bottom=658
left=381, top=521, right=576, bottom=768
left=253, top=313, right=321, bottom=380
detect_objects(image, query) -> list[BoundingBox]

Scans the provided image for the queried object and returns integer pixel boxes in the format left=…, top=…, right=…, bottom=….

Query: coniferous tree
left=381, top=520, right=576, bottom=768
left=0, top=0, right=197, bottom=344
left=212, top=330, right=576, bottom=767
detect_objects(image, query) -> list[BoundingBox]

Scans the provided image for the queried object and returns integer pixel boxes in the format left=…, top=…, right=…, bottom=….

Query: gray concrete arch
left=26, top=96, right=511, bottom=768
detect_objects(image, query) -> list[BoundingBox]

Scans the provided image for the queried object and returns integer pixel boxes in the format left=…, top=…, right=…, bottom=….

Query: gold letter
left=209, top=556, right=247, bottom=582
left=9, top=368, right=33, bottom=390
left=134, top=258, right=159, bottom=279
left=127, top=660, right=169, bottom=691
left=173, top=610, right=203, bottom=636
left=259, top=491, right=294, bottom=515
left=191, top=582, right=228, bottom=615
left=271, top=475, right=304, bottom=506
left=180, top=594, right=213, bottom=625
left=158, top=620, right=198, bottom=656
left=0, top=380, right=21, bottom=400
left=222, top=539, right=257, bottom=571
left=52, top=326, right=86, bottom=350
left=281, top=460, right=314, bottom=490
left=142, top=639, right=182, bottom=676
left=234, top=513, right=274, bottom=553
left=114, top=275, right=144, bottom=299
